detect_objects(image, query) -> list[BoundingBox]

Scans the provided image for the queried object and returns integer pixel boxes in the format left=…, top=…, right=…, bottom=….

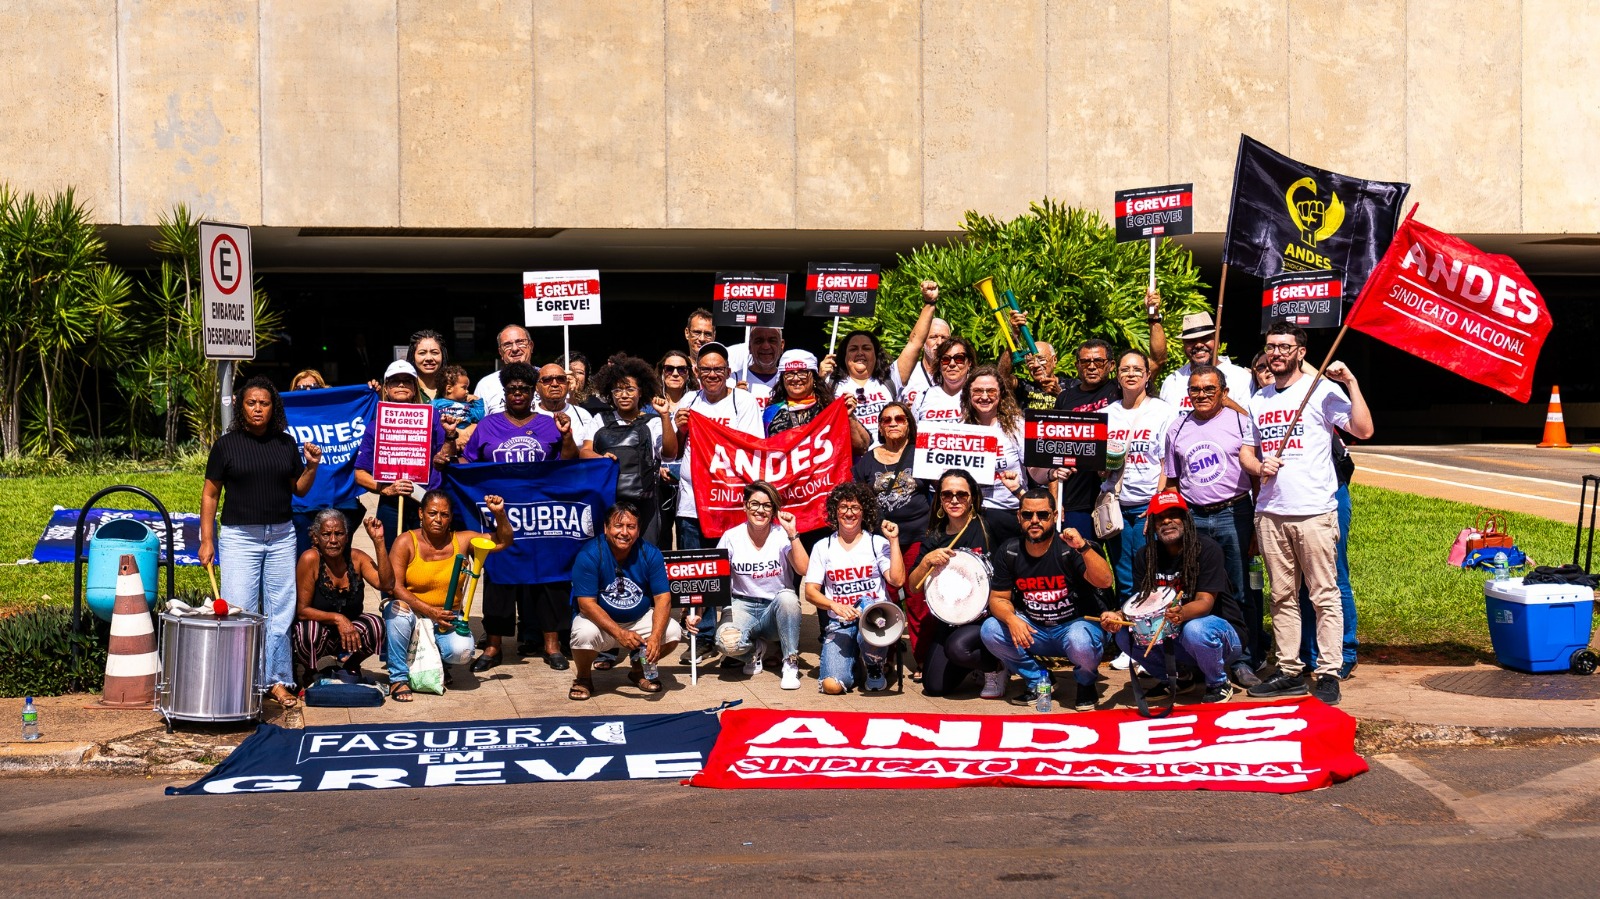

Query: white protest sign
left=912, top=423, right=999, bottom=483
left=200, top=221, right=255, bottom=360
left=523, top=270, right=602, bottom=327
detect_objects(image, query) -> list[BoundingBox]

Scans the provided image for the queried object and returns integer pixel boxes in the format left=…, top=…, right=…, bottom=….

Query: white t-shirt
left=914, top=383, right=965, bottom=425
left=717, top=523, right=796, bottom=601
left=475, top=371, right=506, bottom=416
left=1158, top=357, right=1256, bottom=413
left=1247, top=376, right=1352, bottom=517
left=975, top=419, right=1027, bottom=511
left=899, top=360, right=938, bottom=413
left=676, top=388, right=764, bottom=517
left=535, top=401, right=596, bottom=445
left=804, top=533, right=893, bottom=622
left=1104, top=396, right=1178, bottom=506
left=839, top=375, right=900, bottom=445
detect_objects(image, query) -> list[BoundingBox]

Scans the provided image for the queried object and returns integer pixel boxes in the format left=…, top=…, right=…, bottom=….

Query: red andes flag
left=1347, top=214, right=1552, bottom=402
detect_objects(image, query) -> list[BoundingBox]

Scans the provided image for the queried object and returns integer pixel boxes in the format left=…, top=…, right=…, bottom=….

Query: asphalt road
left=3, top=745, right=1600, bottom=895
left=1353, top=443, right=1597, bottom=523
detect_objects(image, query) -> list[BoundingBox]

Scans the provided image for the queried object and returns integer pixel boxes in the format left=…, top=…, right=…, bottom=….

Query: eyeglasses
left=880, top=415, right=907, bottom=425
left=939, top=490, right=971, bottom=501
left=537, top=376, right=568, bottom=385
left=970, top=389, right=999, bottom=399
left=504, top=384, right=534, bottom=394
left=1018, top=510, right=1053, bottom=522
left=688, top=329, right=716, bottom=340
left=1252, top=364, right=1270, bottom=374
left=1076, top=357, right=1109, bottom=368
left=745, top=500, right=773, bottom=512
left=1263, top=343, right=1302, bottom=355
left=700, top=366, right=729, bottom=377
left=1186, top=386, right=1221, bottom=396
left=940, top=353, right=971, bottom=367
left=611, top=385, right=639, bottom=395
left=498, top=338, right=530, bottom=349
left=661, top=364, right=690, bottom=375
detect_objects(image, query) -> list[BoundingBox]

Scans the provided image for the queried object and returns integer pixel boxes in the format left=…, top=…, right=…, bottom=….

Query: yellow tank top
left=406, top=531, right=460, bottom=608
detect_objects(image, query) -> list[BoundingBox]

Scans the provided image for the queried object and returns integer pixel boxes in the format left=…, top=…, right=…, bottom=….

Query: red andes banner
left=687, top=400, right=853, bottom=540
left=1347, top=215, right=1552, bottom=402
left=689, top=701, right=1367, bottom=793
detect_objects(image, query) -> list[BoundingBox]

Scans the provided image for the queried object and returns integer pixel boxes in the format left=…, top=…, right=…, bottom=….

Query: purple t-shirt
left=1163, top=409, right=1253, bottom=506
left=462, top=412, right=563, bottom=464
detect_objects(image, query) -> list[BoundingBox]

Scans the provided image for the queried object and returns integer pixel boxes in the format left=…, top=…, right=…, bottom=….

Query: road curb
left=0, top=742, right=95, bottom=773
left=1357, top=719, right=1600, bottom=753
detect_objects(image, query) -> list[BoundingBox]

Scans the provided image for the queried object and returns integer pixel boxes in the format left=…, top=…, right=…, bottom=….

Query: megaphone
left=860, top=600, right=905, bottom=648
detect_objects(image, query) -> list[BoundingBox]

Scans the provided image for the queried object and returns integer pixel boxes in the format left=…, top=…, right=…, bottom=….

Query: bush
left=0, top=605, right=108, bottom=697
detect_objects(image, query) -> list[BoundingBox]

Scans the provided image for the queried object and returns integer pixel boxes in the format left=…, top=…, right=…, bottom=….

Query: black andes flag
left=1222, top=135, right=1409, bottom=293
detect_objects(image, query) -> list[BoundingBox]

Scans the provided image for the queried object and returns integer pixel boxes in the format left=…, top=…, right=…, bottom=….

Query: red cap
left=1146, top=489, right=1188, bottom=517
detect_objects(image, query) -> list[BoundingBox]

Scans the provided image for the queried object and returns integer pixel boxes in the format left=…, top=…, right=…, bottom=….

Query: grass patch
left=0, top=469, right=210, bottom=614
left=1349, top=483, right=1588, bottom=660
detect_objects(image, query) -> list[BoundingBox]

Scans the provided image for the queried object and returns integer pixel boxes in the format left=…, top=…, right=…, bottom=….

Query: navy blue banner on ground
left=33, top=508, right=203, bottom=565
left=167, top=708, right=722, bottom=794
left=282, top=384, right=377, bottom=512
left=439, top=458, right=617, bottom=585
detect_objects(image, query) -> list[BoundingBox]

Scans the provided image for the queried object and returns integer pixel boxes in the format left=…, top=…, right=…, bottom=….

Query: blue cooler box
left=1483, top=578, right=1595, bottom=673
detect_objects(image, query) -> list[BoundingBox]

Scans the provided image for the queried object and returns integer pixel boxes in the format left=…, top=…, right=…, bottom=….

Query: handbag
left=405, top=605, right=446, bottom=695
left=1092, top=470, right=1125, bottom=540
left=1466, top=511, right=1514, bottom=553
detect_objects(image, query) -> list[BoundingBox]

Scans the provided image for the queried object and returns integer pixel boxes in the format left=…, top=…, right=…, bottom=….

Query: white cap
left=383, top=360, right=419, bottom=380
left=778, top=349, right=819, bottom=372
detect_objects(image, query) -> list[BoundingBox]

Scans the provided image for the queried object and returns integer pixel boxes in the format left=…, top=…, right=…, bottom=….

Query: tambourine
left=924, top=549, right=993, bottom=625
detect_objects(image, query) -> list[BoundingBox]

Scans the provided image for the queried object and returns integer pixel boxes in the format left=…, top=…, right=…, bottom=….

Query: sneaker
left=1230, top=662, right=1262, bottom=689
left=1110, top=651, right=1133, bottom=671
left=719, top=654, right=744, bottom=670
left=1074, top=682, right=1098, bottom=711
left=865, top=663, right=888, bottom=692
left=820, top=676, right=846, bottom=695
left=1338, top=658, right=1358, bottom=680
left=679, top=643, right=719, bottom=666
left=1313, top=674, right=1342, bottom=705
left=742, top=640, right=767, bottom=676
left=1142, top=680, right=1174, bottom=700
left=980, top=670, right=1008, bottom=699
left=780, top=656, right=801, bottom=690
left=1247, top=672, right=1309, bottom=698
left=1202, top=682, right=1235, bottom=704
left=1007, top=677, right=1053, bottom=707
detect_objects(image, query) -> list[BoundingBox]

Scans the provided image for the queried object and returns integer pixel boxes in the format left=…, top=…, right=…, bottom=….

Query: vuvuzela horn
left=973, top=276, right=1022, bottom=359
left=454, top=537, right=495, bottom=638
left=437, top=553, right=469, bottom=635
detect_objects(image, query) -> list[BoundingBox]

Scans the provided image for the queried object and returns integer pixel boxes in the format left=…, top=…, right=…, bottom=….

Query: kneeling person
left=982, top=489, right=1113, bottom=710
left=569, top=501, right=683, bottom=699
left=1101, top=490, right=1246, bottom=704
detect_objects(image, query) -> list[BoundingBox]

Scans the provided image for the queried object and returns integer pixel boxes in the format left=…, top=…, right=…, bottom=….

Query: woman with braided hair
left=1100, top=490, right=1251, bottom=704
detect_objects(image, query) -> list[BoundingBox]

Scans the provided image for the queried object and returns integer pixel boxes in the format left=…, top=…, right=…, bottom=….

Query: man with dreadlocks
left=1101, top=490, right=1248, bottom=704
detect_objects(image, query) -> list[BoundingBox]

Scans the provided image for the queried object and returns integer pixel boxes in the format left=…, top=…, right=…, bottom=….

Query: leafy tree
left=848, top=200, right=1210, bottom=382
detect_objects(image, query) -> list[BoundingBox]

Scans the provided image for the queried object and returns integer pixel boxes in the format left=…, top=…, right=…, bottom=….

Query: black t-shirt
left=204, top=430, right=306, bottom=526
left=1132, top=534, right=1247, bottom=641
left=990, top=537, right=1104, bottom=627
left=914, top=515, right=992, bottom=558
left=1013, top=377, right=1057, bottom=412
left=855, top=450, right=931, bottom=545
left=1053, top=379, right=1120, bottom=512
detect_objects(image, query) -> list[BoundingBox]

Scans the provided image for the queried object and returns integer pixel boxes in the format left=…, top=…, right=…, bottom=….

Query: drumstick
left=205, top=563, right=222, bottom=600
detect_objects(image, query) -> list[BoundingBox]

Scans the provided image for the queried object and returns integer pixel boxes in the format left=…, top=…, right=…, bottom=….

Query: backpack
left=592, top=411, right=658, bottom=506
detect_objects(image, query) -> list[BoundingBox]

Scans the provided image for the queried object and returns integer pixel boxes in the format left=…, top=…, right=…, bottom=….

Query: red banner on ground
left=1347, top=215, right=1551, bottom=402
left=687, top=401, right=853, bottom=539
left=689, top=701, right=1367, bottom=792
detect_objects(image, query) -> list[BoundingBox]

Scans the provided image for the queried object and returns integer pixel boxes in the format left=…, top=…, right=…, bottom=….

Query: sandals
left=389, top=682, right=414, bottom=702
left=628, top=670, right=663, bottom=694
left=569, top=678, right=594, bottom=701
left=270, top=685, right=300, bottom=709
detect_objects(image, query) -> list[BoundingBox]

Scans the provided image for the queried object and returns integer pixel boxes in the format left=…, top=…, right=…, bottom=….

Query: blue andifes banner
left=283, top=384, right=378, bottom=512
left=167, top=708, right=722, bottom=795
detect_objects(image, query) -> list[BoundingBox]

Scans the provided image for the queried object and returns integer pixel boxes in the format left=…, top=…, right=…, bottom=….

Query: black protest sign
left=1261, top=270, right=1344, bottom=332
left=803, top=263, right=880, bottom=318
left=1023, top=410, right=1107, bottom=469
left=1114, top=183, right=1195, bottom=243
left=662, top=548, right=732, bottom=610
left=713, top=272, right=789, bottom=328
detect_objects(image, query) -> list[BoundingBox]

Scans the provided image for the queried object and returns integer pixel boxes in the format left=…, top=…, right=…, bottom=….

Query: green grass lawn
left=0, top=470, right=211, bottom=614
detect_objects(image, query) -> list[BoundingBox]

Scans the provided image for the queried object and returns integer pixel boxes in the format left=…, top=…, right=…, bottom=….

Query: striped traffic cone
left=1537, top=386, right=1573, bottom=448
left=96, top=554, right=158, bottom=709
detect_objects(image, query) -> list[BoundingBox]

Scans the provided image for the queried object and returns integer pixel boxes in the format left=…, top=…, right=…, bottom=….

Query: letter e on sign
left=199, top=221, right=255, bottom=360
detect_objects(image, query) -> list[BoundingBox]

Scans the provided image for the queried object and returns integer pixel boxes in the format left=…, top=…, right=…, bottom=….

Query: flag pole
left=1211, top=264, right=1230, bottom=353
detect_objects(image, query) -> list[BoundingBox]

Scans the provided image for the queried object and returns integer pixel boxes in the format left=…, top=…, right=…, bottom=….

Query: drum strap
left=1129, top=640, right=1178, bottom=719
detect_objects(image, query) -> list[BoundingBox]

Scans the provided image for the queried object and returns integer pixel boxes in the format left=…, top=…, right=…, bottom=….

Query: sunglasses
left=940, top=353, right=971, bottom=367
left=661, top=364, right=690, bottom=375
left=537, top=376, right=568, bottom=385
left=504, top=384, right=534, bottom=394
left=1076, top=357, right=1109, bottom=367
left=939, top=490, right=971, bottom=501
left=1187, top=386, right=1221, bottom=396
left=880, top=415, right=908, bottom=425
left=1019, top=510, right=1053, bottom=522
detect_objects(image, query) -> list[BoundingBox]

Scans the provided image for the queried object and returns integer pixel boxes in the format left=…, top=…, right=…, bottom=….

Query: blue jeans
left=676, top=516, right=706, bottom=550
left=1190, top=496, right=1265, bottom=667
left=1109, top=506, right=1149, bottom=603
left=383, top=601, right=475, bottom=685
left=218, top=523, right=300, bottom=689
left=717, top=592, right=802, bottom=661
left=818, top=621, right=888, bottom=691
left=1299, top=483, right=1357, bottom=668
left=980, top=616, right=1104, bottom=687
left=1114, top=615, right=1242, bottom=688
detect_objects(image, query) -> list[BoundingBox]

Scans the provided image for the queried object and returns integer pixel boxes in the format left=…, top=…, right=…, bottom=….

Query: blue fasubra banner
left=166, top=709, right=722, bottom=794
left=32, top=507, right=204, bottom=565
left=282, top=384, right=378, bottom=512
left=439, top=458, right=617, bottom=585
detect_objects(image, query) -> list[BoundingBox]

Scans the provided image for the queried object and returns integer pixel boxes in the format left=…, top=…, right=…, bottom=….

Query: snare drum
left=924, top=549, right=993, bottom=625
left=1121, top=587, right=1180, bottom=648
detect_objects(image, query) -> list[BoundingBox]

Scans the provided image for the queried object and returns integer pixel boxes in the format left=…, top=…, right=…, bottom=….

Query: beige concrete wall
left=0, top=0, right=1587, bottom=236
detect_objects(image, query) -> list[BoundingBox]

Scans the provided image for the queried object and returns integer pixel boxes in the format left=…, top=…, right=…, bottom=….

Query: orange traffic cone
left=1537, top=386, right=1572, bottom=448
left=96, top=554, right=158, bottom=709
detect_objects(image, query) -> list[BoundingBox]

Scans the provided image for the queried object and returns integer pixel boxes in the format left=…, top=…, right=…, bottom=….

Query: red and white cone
left=96, top=554, right=158, bottom=709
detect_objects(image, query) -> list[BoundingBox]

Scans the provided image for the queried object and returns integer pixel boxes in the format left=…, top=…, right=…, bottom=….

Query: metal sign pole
left=219, top=362, right=233, bottom=432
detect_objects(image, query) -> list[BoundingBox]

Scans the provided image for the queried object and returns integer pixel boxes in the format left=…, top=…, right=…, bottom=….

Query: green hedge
left=0, top=605, right=108, bottom=697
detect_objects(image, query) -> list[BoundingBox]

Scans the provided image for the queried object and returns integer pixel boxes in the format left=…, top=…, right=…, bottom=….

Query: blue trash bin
left=85, top=518, right=159, bottom=621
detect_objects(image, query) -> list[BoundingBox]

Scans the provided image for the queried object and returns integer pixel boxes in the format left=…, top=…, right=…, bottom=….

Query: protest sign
left=439, top=459, right=616, bottom=586
left=687, top=401, right=853, bottom=539
left=1114, top=183, right=1194, bottom=243
left=713, top=272, right=788, bottom=328
left=662, top=548, right=732, bottom=611
left=803, top=263, right=880, bottom=318
left=372, top=402, right=434, bottom=484
left=283, top=385, right=376, bottom=511
left=912, top=423, right=999, bottom=482
left=1023, top=410, right=1107, bottom=470
left=1261, top=270, right=1345, bottom=332
left=524, top=270, right=602, bottom=327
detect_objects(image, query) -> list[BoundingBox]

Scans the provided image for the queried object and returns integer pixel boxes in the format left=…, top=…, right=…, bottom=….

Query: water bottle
left=1248, top=557, right=1265, bottom=591
left=635, top=647, right=658, bottom=681
left=1493, top=551, right=1509, bottom=583
left=1035, top=680, right=1053, bottom=713
left=21, top=697, right=39, bottom=741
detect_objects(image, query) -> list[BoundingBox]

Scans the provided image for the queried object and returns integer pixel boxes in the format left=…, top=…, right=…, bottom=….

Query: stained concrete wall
left=2, top=0, right=1594, bottom=234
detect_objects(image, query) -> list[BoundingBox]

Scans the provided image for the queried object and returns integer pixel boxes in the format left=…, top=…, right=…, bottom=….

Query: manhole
left=1421, top=668, right=1600, bottom=701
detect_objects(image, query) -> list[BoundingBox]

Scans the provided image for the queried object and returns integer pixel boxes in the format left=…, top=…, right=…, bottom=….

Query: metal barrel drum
left=156, top=611, right=266, bottom=723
